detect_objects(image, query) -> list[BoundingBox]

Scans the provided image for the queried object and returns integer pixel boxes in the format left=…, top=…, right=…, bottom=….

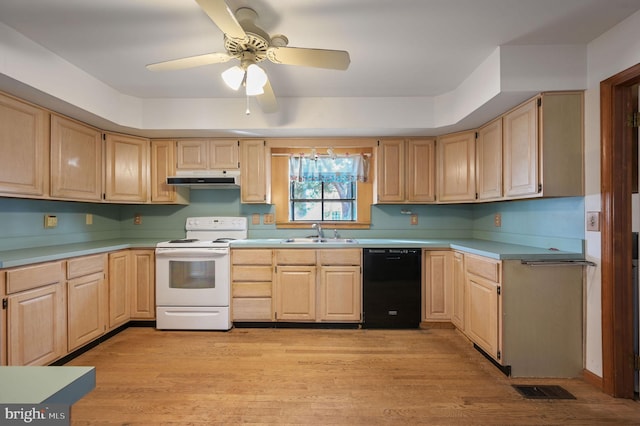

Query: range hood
left=166, top=170, right=240, bottom=189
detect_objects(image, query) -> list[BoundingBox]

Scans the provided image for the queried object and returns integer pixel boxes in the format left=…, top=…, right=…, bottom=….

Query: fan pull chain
left=245, top=94, right=251, bottom=115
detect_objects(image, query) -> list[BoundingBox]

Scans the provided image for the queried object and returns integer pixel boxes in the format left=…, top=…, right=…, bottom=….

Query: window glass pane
left=291, top=202, right=322, bottom=221
left=322, top=201, right=356, bottom=221
left=292, top=181, right=321, bottom=199
left=324, top=182, right=353, bottom=199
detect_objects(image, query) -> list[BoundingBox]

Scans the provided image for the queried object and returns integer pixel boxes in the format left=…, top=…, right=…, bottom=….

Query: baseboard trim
left=582, top=368, right=604, bottom=391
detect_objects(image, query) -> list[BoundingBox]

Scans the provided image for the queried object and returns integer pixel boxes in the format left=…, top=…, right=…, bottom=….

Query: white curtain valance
left=289, top=154, right=370, bottom=183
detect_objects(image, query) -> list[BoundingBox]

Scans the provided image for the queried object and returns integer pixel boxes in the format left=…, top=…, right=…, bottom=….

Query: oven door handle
left=155, top=248, right=229, bottom=257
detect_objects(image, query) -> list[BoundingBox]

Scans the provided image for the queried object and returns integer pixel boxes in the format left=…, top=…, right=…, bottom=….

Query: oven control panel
left=185, top=216, right=247, bottom=231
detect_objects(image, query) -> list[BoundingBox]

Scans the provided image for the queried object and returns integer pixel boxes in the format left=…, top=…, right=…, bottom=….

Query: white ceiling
left=1, top=0, right=640, bottom=137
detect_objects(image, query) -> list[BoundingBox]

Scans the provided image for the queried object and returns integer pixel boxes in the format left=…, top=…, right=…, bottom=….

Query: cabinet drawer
left=6, top=262, right=63, bottom=294
left=232, top=249, right=272, bottom=265
left=233, top=298, right=272, bottom=320
left=67, top=254, right=106, bottom=279
left=233, top=282, right=272, bottom=298
left=318, top=249, right=361, bottom=266
left=275, top=249, right=316, bottom=265
left=232, top=265, right=272, bottom=282
left=465, top=254, right=500, bottom=283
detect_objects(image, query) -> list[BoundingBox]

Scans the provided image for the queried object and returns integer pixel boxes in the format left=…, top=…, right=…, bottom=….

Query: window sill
left=275, top=221, right=371, bottom=230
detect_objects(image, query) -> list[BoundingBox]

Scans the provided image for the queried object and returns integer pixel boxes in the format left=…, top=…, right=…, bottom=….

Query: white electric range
left=155, top=216, right=247, bottom=330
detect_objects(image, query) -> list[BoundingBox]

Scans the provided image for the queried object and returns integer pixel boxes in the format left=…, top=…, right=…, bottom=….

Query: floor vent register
left=512, top=385, right=576, bottom=400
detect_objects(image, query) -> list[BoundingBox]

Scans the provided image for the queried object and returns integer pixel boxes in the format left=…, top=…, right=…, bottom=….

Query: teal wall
left=0, top=191, right=585, bottom=253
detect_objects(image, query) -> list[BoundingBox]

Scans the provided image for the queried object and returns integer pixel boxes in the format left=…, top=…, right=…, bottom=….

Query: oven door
left=155, top=247, right=230, bottom=307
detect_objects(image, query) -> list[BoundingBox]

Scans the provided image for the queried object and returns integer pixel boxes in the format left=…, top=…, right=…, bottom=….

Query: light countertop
left=0, top=366, right=95, bottom=404
left=0, top=237, right=584, bottom=268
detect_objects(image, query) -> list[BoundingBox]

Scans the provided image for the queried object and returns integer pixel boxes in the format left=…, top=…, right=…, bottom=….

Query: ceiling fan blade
left=146, top=52, right=233, bottom=71
left=267, top=47, right=350, bottom=70
left=256, top=80, right=278, bottom=113
left=195, top=0, right=247, bottom=40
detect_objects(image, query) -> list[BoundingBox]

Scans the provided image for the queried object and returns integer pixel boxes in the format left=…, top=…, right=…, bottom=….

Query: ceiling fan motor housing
left=224, top=7, right=274, bottom=62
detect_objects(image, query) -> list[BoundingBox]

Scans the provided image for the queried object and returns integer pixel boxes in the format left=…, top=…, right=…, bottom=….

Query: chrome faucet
left=312, top=223, right=324, bottom=238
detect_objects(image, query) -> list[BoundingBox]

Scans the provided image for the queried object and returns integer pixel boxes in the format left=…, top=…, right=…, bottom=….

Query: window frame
left=270, top=145, right=374, bottom=229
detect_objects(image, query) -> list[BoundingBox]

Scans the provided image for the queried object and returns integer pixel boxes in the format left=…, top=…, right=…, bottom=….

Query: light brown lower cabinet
left=273, top=249, right=362, bottom=323
left=422, top=250, right=453, bottom=322
left=108, top=251, right=131, bottom=329
left=129, top=250, right=156, bottom=320
left=4, top=261, right=67, bottom=366
left=232, top=249, right=274, bottom=321
left=67, top=254, right=108, bottom=352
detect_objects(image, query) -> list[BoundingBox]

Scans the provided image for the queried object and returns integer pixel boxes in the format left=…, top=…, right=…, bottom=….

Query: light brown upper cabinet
left=0, top=92, right=49, bottom=198
left=437, top=130, right=476, bottom=202
left=176, top=139, right=239, bottom=170
left=50, top=115, right=103, bottom=201
left=376, top=138, right=436, bottom=203
left=104, top=133, right=150, bottom=203
left=503, top=92, right=583, bottom=199
left=240, top=139, right=270, bottom=203
left=476, top=118, right=503, bottom=201
left=407, top=139, right=436, bottom=202
left=150, top=139, right=188, bottom=204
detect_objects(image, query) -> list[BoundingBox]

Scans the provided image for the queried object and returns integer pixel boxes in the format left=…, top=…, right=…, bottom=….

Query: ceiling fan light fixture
left=245, top=64, right=268, bottom=96
left=222, top=65, right=245, bottom=90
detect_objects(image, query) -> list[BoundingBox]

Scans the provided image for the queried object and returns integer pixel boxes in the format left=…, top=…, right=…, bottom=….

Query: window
left=290, top=180, right=356, bottom=221
left=270, top=145, right=375, bottom=229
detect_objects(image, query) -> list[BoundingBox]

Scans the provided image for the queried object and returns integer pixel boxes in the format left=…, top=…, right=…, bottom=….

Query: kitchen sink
left=281, top=237, right=358, bottom=244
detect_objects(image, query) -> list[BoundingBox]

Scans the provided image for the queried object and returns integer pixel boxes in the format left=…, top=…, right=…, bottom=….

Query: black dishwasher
left=363, top=248, right=422, bottom=328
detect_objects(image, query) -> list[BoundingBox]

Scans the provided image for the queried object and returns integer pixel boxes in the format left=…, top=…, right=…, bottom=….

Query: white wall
left=584, top=9, right=640, bottom=377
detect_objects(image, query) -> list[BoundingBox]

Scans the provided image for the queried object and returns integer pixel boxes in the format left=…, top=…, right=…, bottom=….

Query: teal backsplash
left=0, top=191, right=585, bottom=252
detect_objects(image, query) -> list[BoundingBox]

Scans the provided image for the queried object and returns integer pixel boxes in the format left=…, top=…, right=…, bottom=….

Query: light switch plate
left=263, top=213, right=274, bottom=225
left=410, top=214, right=418, bottom=225
left=251, top=213, right=260, bottom=225
left=586, top=211, right=600, bottom=231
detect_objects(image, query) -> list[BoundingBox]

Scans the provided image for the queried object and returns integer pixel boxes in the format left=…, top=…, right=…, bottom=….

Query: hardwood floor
left=66, top=327, right=640, bottom=425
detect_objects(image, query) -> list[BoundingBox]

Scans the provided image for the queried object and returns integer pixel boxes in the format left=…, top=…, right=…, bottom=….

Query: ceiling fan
left=146, top=0, right=351, bottom=114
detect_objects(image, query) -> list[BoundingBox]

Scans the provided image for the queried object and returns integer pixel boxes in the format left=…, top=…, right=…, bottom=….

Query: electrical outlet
left=86, top=214, right=93, bottom=225
left=410, top=214, right=418, bottom=225
left=263, top=213, right=274, bottom=225
left=134, top=213, right=142, bottom=225
left=44, top=215, right=58, bottom=228
left=494, top=213, right=502, bottom=227
left=251, top=213, right=260, bottom=225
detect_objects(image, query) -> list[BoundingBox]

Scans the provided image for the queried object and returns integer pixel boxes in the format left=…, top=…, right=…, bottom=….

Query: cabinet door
left=50, top=115, right=102, bottom=201
left=0, top=93, right=49, bottom=197
left=130, top=250, right=155, bottom=320
left=422, top=251, right=452, bottom=321
left=68, top=272, right=106, bottom=351
left=209, top=139, right=239, bottom=169
left=104, top=133, right=150, bottom=202
left=407, top=139, right=436, bottom=202
left=465, top=273, right=500, bottom=360
left=240, top=139, right=269, bottom=203
left=108, top=251, right=130, bottom=329
left=275, top=266, right=316, bottom=321
left=376, top=139, right=405, bottom=202
left=476, top=118, right=503, bottom=201
left=503, top=98, right=539, bottom=197
left=7, top=283, right=66, bottom=366
left=319, top=266, right=361, bottom=322
left=437, top=131, right=476, bottom=202
left=176, top=140, right=208, bottom=169
left=151, top=140, right=177, bottom=203
left=451, top=252, right=465, bottom=330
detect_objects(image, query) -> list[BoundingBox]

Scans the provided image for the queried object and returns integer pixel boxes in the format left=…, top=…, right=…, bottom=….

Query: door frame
left=600, top=62, right=640, bottom=398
